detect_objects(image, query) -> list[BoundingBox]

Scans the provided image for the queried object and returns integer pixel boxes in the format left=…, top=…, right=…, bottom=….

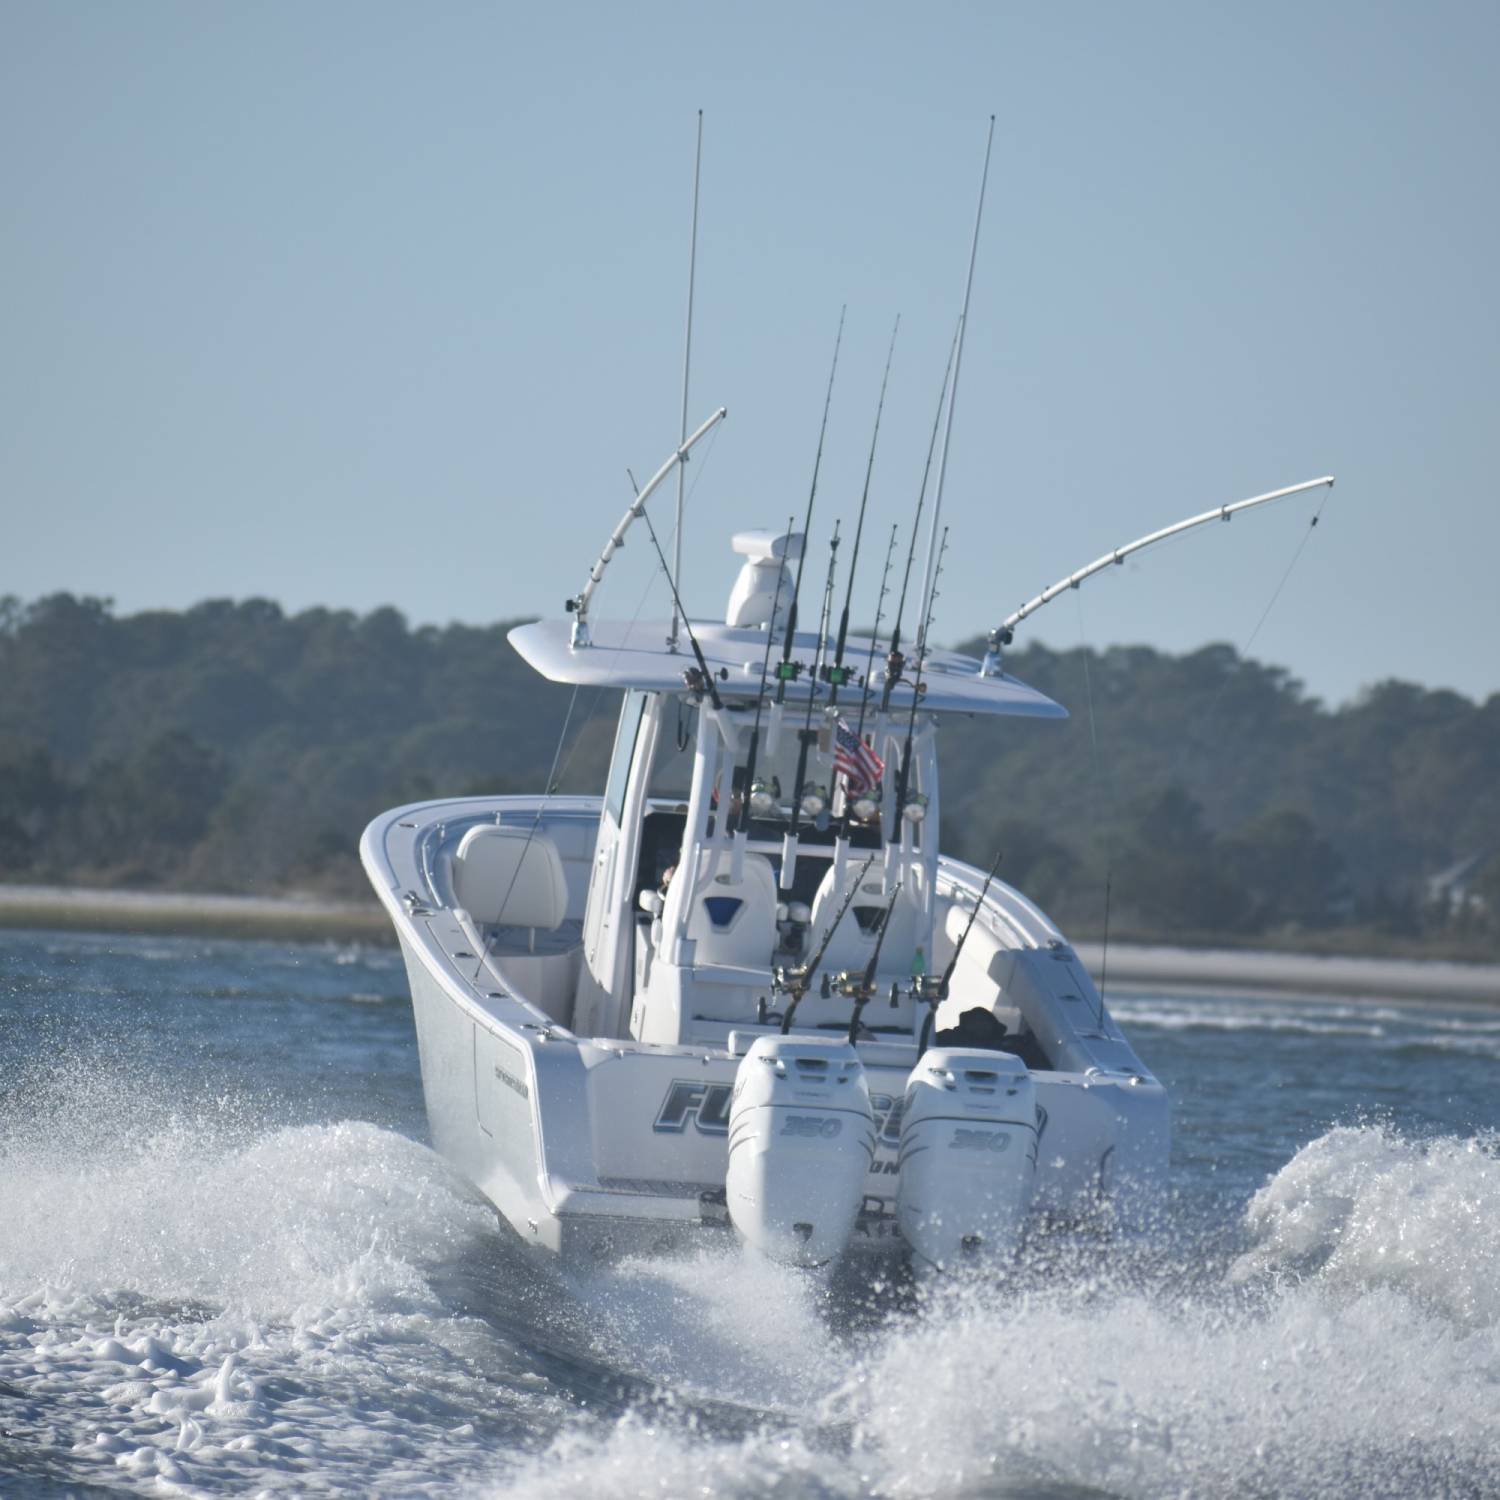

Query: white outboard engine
left=726, top=1036, right=874, bottom=1267
left=897, top=1048, right=1038, bottom=1275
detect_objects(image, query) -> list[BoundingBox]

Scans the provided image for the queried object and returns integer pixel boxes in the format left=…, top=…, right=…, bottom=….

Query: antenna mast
left=669, top=110, right=705, bottom=655
left=916, top=115, right=995, bottom=637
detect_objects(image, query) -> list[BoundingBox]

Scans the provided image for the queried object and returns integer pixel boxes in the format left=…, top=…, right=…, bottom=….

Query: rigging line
left=468, top=564, right=661, bottom=990
left=1167, top=487, right=1337, bottom=790
left=1235, top=491, right=1333, bottom=664
left=1075, top=591, right=1113, bottom=1026
left=652, top=419, right=724, bottom=592
left=1080, top=591, right=1116, bottom=1026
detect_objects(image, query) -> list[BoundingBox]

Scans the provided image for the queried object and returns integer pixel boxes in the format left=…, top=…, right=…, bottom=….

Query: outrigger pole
left=669, top=111, right=705, bottom=656
left=977, top=476, right=1337, bottom=676
left=915, top=116, right=995, bottom=643
left=567, top=407, right=727, bottom=648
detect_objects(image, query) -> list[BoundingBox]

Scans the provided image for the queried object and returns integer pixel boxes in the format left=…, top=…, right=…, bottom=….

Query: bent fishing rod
left=978, top=476, right=1337, bottom=676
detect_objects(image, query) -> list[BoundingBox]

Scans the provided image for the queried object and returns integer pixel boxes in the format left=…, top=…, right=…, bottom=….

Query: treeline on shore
left=1, top=592, right=1496, bottom=956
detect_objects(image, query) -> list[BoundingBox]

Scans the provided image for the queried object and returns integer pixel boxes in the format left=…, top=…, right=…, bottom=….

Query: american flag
left=833, top=718, right=885, bottom=795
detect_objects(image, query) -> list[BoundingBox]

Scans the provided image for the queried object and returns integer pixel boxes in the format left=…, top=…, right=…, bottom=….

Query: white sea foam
left=6, top=1022, right=1498, bottom=1500
left=0, top=1083, right=563, bottom=1498
left=485, top=1124, right=1500, bottom=1500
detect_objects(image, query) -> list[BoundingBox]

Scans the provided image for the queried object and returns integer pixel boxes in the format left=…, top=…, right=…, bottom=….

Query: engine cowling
left=897, top=1047, right=1037, bottom=1274
left=726, top=1036, right=874, bottom=1266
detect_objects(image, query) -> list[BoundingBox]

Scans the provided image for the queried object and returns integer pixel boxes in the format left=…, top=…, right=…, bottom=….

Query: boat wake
left=3, top=1062, right=1496, bottom=1498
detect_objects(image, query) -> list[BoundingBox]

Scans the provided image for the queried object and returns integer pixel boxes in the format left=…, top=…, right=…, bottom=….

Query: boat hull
left=369, top=796, right=1171, bottom=1264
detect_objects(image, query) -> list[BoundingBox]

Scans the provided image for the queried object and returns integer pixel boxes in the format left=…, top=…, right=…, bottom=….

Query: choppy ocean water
left=1, top=926, right=1497, bottom=1499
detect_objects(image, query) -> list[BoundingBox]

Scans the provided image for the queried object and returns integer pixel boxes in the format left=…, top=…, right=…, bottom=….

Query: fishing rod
left=632, top=476, right=725, bottom=712
left=779, top=524, right=840, bottom=891
left=852, top=523, right=899, bottom=745
left=935, top=851, right=1002, bottom=1000
left=977, top=476, right=1338, bottom=676
left=893, top=526, right=948, bottom=823
left=827, top=315, right=900, bottom=709
left=733, top=513, right=797, bottom=836
left=882, top=322, right=958, bottom=713
left=915, top=851, right=1001, bottom=1053
left=773, top=307, right=846, bottom=709
left=776, top=855, right=875, bottom=1033
left=845, top=879, right=902, bottom=1044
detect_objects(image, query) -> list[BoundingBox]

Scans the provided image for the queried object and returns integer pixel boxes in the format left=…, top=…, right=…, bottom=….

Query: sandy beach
left=0, top=883, right=389, bottom=945
left=2, top=883, right=1495, bottom=1006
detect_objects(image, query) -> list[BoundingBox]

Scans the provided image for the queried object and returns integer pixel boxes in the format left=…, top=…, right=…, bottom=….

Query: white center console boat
left=362, top=520, right=1173, bottom=1274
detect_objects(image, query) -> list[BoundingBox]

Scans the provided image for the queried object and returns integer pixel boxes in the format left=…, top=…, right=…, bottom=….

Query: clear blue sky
left=4, top=1, right=1497, bottom=706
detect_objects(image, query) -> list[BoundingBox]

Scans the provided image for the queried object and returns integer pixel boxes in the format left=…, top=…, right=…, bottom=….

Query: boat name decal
left=653, top=1081, right=904, bottom=1139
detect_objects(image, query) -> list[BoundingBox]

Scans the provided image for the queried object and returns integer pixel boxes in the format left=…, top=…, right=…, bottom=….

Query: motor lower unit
left=726, top=1036, right=875, bottom=1266
left=897, top=1047, right=1038, bottom=1274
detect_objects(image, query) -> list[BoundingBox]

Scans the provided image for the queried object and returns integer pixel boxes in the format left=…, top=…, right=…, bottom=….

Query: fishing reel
left=825, top=969, right=874, bottom=1000
left=681, top=663, right=729, bottom=702
left=797, top=781, right=829, bottom=820
left=748, top=776, right=782, bottom=818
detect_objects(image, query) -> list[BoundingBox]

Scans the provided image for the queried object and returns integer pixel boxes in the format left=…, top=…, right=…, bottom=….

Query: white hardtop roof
left=508, top=618, right=1068, bottom=720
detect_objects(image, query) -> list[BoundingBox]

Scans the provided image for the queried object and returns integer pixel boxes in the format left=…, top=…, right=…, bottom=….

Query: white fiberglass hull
left=367, top=796, right=1170, bottom=1265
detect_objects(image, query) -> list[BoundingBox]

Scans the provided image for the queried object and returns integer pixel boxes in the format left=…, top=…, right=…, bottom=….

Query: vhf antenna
left=827, top=314, right=900, bottom=711
left=669, top=110, right=704, bottom=655
left=883, top=320, right=959, bottom=713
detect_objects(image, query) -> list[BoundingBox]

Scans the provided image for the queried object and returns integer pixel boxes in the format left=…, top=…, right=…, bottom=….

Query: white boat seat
left=452, top=824, right=570, bottom=932
left=684, top=851, right=778, bottom=972
left=806, top=860, right=924, bottom=981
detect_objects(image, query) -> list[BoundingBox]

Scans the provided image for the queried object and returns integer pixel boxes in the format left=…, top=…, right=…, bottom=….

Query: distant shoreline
left=0, top=883, right=389, bottom=945
left=2, top=884, right=1496, bottom=1007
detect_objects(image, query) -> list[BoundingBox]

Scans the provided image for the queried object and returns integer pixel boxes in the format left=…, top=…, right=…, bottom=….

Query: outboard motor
left=897, top=1048, right=1038, bottom=1275
left=726, top=1036, right=874, bottom=1267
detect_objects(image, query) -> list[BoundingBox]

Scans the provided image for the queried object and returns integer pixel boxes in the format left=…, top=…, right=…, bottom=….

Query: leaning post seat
left=682, top=849, right=780, bottom=971
left=805, top=860, right=923, bottom=980
left=451, top=824, right=570, bottom=949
